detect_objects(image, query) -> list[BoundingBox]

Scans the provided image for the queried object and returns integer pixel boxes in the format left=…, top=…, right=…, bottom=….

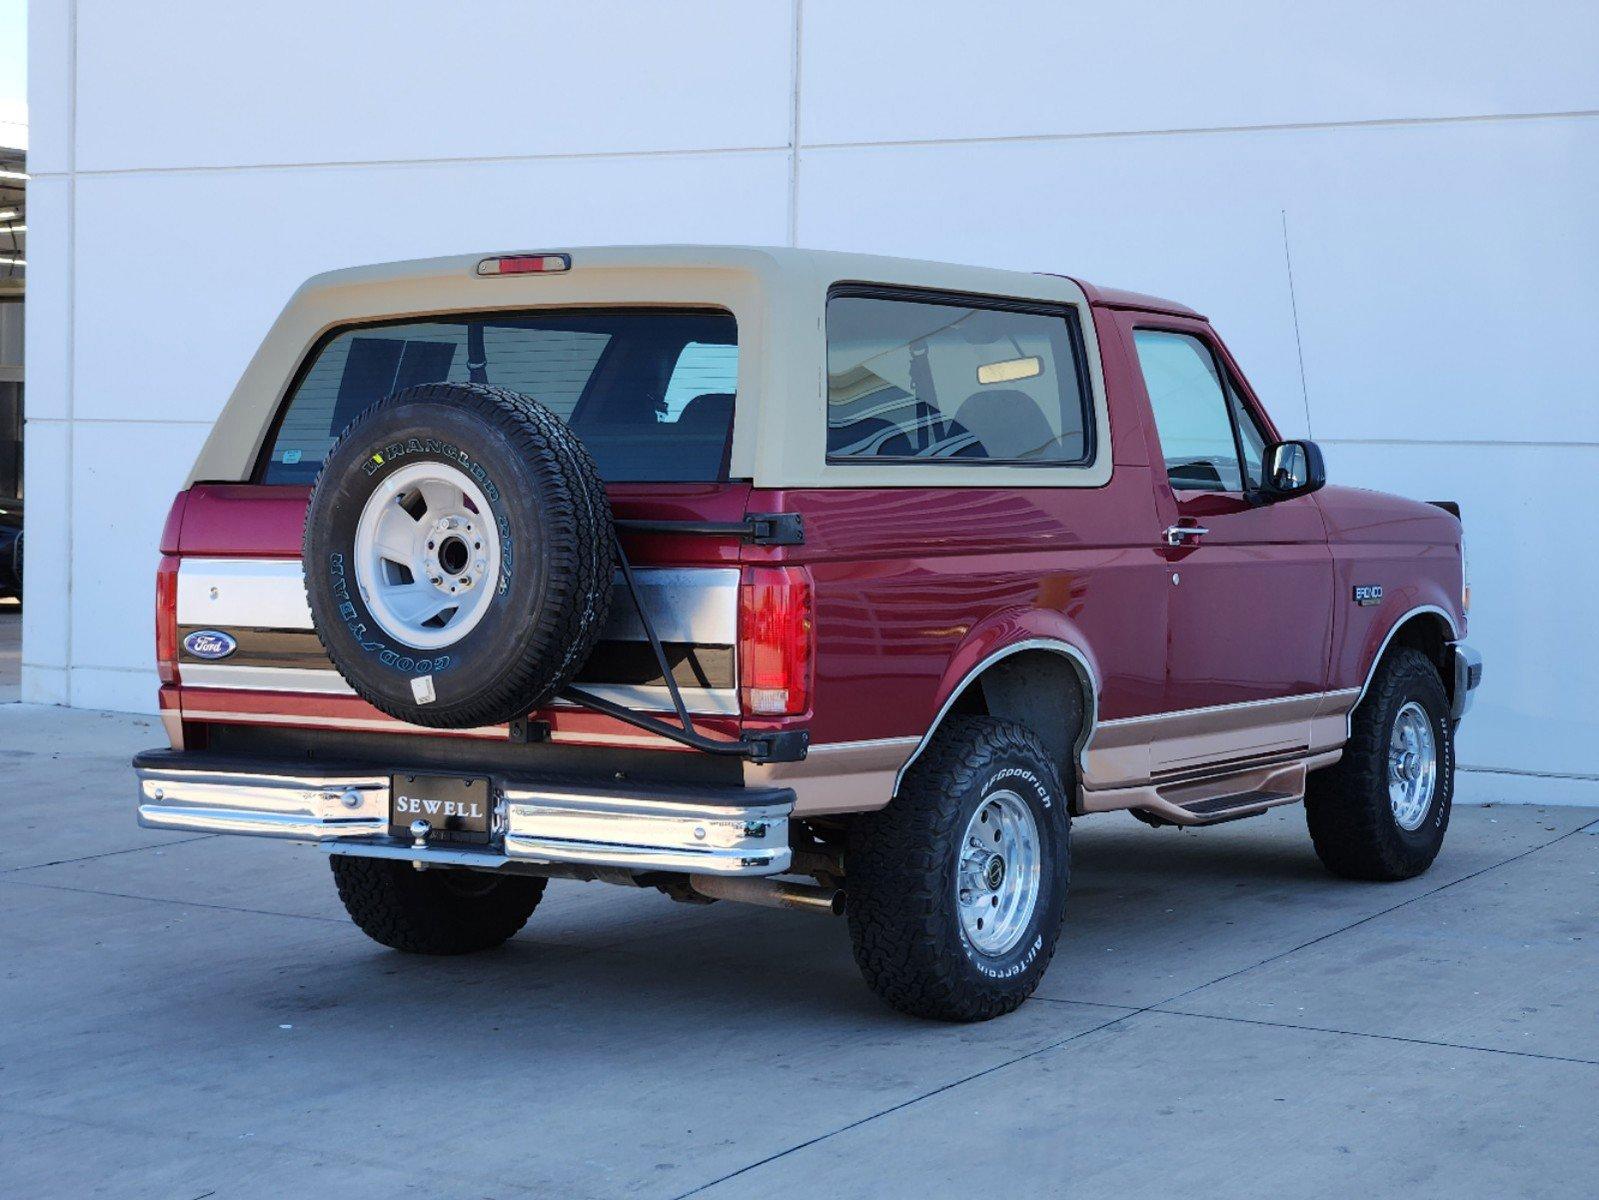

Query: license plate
left=390, top=774, right=493, bottom=844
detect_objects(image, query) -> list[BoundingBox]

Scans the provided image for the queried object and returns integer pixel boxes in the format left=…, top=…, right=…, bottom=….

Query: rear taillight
left=738, top=566, right=814, bottom=717
left=156, top=555, right=180, bottom=684
left=157, top=492, right=187, bottom=685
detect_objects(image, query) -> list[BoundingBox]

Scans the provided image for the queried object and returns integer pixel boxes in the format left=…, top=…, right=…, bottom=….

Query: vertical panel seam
left=63, top=0, right=79, bottom=703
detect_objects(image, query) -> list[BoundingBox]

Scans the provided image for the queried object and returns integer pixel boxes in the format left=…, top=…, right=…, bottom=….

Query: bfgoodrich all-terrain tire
left=1305, top=647, right=1454, bottom=881
left=847, top=717, right=1072, bottom=1022
left=302, top=382, right=614, bottom=728
left=330, top=856, right=546, bottom=955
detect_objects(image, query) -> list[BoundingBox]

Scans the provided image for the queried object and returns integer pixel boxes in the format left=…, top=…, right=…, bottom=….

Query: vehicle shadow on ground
left=200, top=813, right=1383, bottom=1037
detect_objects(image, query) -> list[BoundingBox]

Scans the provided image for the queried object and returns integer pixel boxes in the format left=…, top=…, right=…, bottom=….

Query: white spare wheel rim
left=352, top=460, right=503, bottom=651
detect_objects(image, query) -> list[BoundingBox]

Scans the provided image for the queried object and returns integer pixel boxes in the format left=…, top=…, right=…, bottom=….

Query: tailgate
left=169, top=482, right=752, bottom=741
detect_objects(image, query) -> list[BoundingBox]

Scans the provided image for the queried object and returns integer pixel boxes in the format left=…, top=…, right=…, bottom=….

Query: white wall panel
left=801, top=0, right=1599, bottom=146
left=20, top=421, right=70, bottom=669
left=18, top=176, right=70, bottom=420
left=24, top=0, right=71, bottom=175
left=68, top=665, right=160, bottom=715
left=74, top=0, right=793, bottom=172
left=71, top=151, right=791, bottom=424
left=1284, top=118, right=1599, bottom=445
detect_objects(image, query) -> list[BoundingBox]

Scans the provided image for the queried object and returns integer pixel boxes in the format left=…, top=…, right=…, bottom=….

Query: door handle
left=1163, top=524, right=1210, bottom=547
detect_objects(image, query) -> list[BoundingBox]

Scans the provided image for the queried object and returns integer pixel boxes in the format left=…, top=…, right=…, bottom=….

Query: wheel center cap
left=984, top=856, right=1006, bottom=891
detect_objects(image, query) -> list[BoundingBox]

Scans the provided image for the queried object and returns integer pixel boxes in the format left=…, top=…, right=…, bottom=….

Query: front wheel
left=1305, top=647, right=1454, bottom=881
left=846, top=717, right=1071, bottom=1022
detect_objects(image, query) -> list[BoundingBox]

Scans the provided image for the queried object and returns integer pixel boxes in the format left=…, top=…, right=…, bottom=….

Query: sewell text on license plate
left=390, top=774, right=493, bottom=844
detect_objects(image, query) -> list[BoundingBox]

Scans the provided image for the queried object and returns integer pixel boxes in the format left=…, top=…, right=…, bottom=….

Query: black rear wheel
left=330, top=856, right=546, bottom=955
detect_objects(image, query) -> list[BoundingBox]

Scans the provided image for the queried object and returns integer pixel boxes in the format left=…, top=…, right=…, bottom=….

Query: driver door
left=1124, top=317, right=1333, bottom=777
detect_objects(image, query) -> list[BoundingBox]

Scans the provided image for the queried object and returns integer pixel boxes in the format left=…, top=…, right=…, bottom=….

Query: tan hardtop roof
left=187, top=245, right=1116, bottom=489
left=291, top=243, right=1199, bottom=321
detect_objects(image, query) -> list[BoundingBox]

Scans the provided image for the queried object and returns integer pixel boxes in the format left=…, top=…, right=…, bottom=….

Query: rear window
left=826, top=292, right=1091, bottom=465
left=260, top=309, right=737, bottom=484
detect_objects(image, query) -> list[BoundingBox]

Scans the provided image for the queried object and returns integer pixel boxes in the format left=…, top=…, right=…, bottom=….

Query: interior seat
left=952, top=388, right=1061, bottom=460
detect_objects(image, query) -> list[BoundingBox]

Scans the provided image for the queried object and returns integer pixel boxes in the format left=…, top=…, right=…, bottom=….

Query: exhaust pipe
left=688, top=874, right=844, bottom=916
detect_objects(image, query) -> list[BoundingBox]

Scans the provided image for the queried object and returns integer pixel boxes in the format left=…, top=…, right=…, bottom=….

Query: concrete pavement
left=1, top=702, right=1595, bottom=1198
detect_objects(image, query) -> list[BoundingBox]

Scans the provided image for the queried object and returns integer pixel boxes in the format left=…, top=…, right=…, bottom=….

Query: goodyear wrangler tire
left=303, top=382, right=615, bottom=728
left=846, top=716, right=1072, bottom=1022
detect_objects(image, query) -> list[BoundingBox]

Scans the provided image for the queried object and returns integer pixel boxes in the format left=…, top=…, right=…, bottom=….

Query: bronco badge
left=1353, top=585, right=1384, bottom=607
left=182, top=629, right=238, bottom=659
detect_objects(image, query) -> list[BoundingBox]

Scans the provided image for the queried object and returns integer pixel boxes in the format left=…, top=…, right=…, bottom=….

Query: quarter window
left=826, top=294, right=1091, bottom=465
left=1132, top=329, right=1245, bottom=492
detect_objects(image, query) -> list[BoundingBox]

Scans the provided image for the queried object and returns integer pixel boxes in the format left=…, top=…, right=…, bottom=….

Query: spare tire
left=302, top=382, right=615, bottom=728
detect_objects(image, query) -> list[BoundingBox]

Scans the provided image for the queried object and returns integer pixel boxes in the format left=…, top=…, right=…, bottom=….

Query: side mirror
left=1261, top=439, right=1326, bottom=501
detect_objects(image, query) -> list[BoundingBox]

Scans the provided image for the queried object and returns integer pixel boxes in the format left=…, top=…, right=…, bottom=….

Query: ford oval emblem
left=183, top=630, right=238, bottom=660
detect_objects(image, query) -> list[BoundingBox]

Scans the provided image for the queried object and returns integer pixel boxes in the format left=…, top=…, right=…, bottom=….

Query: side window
left=1132, top=329, right=1243, bottom=492
left=826, top=293, right=1091, bottom=464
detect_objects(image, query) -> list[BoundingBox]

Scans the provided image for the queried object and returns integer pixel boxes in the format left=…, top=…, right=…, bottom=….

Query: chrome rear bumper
left=133, top=750, right=792, bottom=876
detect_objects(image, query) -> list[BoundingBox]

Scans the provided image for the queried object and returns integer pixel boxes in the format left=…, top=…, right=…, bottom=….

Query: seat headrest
left=677, top=392, right=734, bottom=430
left=952, top=388, right=1059, bottom=460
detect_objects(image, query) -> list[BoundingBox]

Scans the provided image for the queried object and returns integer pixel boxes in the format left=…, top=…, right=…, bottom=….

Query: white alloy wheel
left=352, top=460, right=502, bottom=651
left=956, top=789, right=1043, bottom=956
left=1387, top=699, right=1438, bottom=832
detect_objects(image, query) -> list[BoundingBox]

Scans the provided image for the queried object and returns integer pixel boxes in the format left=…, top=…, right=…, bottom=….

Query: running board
left=1177, top=788, right=1298, bottom=823
left=1080, top=752, right=1340, bottom=826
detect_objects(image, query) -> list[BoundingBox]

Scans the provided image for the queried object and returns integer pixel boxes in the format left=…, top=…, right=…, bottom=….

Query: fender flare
left=893, top=634, right=1100, bottom=795
left=1348, top=603, right=1461, bottom=736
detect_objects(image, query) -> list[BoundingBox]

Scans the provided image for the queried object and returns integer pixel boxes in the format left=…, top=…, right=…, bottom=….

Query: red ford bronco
left=136, top=247, right=1480, bottom=1021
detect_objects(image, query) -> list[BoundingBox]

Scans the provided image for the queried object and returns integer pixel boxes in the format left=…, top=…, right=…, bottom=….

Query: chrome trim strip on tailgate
left=603, top=567, right=739, bottom=645
left=181, top=663, right=356, bottom=694
left=176, top=558, right=741, bottom=714
left=177, top=557, right=315, bottom=630
left=179, top=664, right=739, bottom=714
